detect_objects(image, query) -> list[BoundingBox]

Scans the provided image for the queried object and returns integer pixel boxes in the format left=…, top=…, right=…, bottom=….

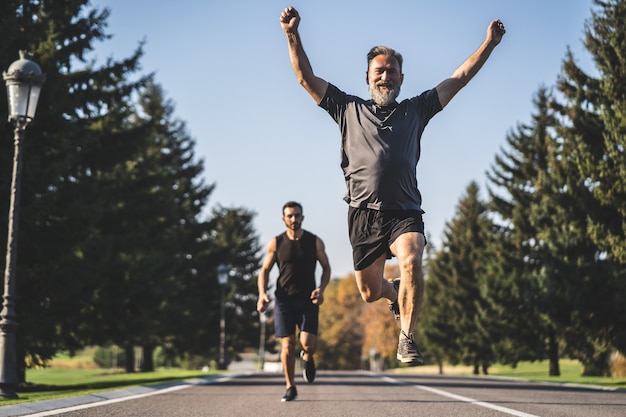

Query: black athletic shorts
left=348, top=206, right=425, bottom=271
left=273, top=296, right=319, bottom=338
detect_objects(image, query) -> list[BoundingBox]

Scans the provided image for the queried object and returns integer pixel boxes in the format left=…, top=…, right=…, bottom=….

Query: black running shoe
left=300, top=350, right=316, bottom=383
left=281, top=386, right=298, bottom=402
left=397, top=331, right=424, bottom=365
left=388, top=278, right=401, bottom=328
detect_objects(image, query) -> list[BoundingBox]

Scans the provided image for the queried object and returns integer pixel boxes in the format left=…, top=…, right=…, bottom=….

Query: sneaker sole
left=303, top=369, right=315, bottom=383
left=301, top=350, right=316, bottom=383
left=397, top=354, right=424, bottom=365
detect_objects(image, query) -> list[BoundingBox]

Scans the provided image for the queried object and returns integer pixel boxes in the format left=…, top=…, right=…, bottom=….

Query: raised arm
left=280, top=6, right=328, bottom=104
left=436, top=19, right=506, bottom=108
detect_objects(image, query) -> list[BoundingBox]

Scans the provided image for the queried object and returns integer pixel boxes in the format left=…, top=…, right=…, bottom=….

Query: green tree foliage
left=179, top=206, right=262, bottom=367
left=423, top=182, right=495, bottom=374
left=556, top=0, right=626, bottom=265
left=0, top=0, right=153, bottom=378
left=486, top=88, right=561, bottom=373
left=547, top=0, right=626, bottom=373
left=0, top=1, right=263, bottom=380
left=89, top=80, right=213, bottom=372
left=210, top=206, right=263, bottom=364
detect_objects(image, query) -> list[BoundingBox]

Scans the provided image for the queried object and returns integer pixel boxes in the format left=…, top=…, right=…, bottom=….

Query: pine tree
left=423, top=182, right=495, bottom=373
left=559, top=0, right=626, bottom=264
left=0, top=1, right=152, bottom=379
left=177, top=206, right=262, bottom=368
left=486, top=88, right=561, bottom=374
left=549, top=0, right=626, bottom=372
left=86, top=80, right=214, bottom=371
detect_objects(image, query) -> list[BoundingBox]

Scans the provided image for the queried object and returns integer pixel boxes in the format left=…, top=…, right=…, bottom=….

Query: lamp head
left=217, top=264, right=230, bottom=285
left=3, top=51, right=46, bottom=125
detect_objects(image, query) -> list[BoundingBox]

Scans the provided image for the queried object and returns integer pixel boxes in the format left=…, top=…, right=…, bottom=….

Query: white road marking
left=380, top=375, right=541, bottom=417
left=13, top=374, right=242, bottom=417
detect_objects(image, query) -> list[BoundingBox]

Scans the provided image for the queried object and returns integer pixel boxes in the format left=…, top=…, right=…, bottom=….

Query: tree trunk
left=548, top=328, right=560, bottom=376
left=124, top=345, right=135, bottom=373
left=141, top=345, right=154, bottom=372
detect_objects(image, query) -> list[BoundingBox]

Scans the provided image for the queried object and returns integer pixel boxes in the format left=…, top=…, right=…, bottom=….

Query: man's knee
left=355, top=259, right=386, bottom=303
left=355, top=279, right=382, bottom=302
left=301, top=332, right=317, bottom=349
left=360, top=290, right=379, bottom=303
left=281, top=336, right=296, bottom=351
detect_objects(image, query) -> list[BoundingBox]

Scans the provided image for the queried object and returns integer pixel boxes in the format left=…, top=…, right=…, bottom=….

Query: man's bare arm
left=436, top=19, right=506, bottom=108
left=257, top=238, right=277, bottom=312
left=280, top=6, right=328, bottom=104
left=311, top=237, right=331, bottom=305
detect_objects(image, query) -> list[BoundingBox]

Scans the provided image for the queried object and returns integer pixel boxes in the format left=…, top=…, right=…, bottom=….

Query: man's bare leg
left=280, top=335, right=296, bottom=388
left=354, top=253, right=397, bottom=303
left=300, top=331, right=317, bottom=383
left=299, top=331, right=317, bottom=361
left=390, top=232, right=425, bottom=364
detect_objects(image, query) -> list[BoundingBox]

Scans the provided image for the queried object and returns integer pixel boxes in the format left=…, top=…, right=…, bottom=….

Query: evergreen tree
left=486, top=88, right=561, bottom=374
left=180, top=206, right=261, bottom=367
left=0, top=1, right=263, bottom=379
left=423, top=182, right=495, bottom=373
left=560, top=0, right=626, bottom=265
left=549, top=0, right=626, bottom=372
left=88, top=80, right=213, bottom=371
left=423, top=242, right=463, bottom=367
left=0, top=0, right=151, bottom=379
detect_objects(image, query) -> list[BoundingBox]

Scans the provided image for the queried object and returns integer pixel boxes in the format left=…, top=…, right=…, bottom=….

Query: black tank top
left=274, top=230, right=317, bottom=299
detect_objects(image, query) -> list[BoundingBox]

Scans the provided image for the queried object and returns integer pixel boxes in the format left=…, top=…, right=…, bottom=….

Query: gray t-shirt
left=319, top=83, right=442, bottom=211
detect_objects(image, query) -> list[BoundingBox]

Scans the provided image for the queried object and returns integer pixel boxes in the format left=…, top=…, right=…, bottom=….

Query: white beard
left=369, top=81, right=400, bottom=106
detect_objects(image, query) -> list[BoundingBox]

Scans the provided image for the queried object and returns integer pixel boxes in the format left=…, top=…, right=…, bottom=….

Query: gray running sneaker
left=300, top=350, right=316, bottom=383
left=388, top=278, right=401, bottom=328
left=281, top=386, right=298, bottom=402
left=397, top=331, right=424, bottom=365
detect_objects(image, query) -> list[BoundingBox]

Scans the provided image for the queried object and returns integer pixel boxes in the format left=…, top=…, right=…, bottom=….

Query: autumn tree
left=359, top=264, right=400, bottom=369
left=317, top=275, right=363, bottom=369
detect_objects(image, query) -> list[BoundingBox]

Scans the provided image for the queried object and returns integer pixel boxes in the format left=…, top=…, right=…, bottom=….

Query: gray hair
left=367, top=46, right=403, bottom=71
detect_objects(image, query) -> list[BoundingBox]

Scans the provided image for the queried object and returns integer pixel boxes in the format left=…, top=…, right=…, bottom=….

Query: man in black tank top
left=257, top=201, right=331, bottom=402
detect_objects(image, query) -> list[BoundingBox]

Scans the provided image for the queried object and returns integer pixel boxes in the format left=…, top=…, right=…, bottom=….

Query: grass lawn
left=0, top=349, right=221, bottom=406
left=394, top=359, right=626, bottom=390
left=489, top=359, right=626, bottom=389
left=2, top=367, right=216, bottom=406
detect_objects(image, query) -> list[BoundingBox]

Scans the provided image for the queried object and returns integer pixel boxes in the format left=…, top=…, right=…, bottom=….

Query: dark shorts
left=348, top=206, right=425, bottom=271
left=273, top=296, right=319, bottom=338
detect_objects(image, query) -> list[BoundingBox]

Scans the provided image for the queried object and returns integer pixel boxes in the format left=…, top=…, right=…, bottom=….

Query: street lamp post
left=216, top=264, right=229, bottom=370
left=0, top=51, right=45, bottom=399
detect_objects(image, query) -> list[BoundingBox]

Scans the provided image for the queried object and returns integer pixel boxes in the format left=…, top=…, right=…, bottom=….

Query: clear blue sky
left=91, top=0, right=594, bottom=277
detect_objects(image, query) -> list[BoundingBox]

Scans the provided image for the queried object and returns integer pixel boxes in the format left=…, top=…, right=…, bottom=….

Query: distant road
left=3, top=370, right=625, bottom=417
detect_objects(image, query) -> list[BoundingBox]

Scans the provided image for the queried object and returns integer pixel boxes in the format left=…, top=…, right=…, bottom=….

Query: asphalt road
left=1, top=370, right=624, bottom=417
